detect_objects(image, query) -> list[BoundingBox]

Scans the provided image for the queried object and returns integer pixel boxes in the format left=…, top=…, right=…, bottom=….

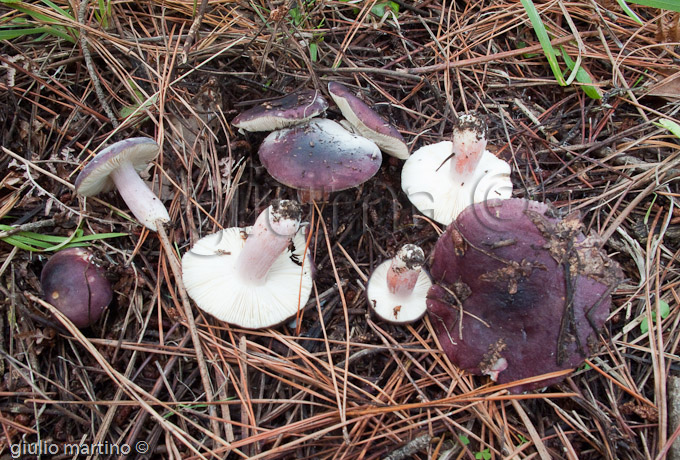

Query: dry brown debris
left=0, top=0, right=679, bottom=458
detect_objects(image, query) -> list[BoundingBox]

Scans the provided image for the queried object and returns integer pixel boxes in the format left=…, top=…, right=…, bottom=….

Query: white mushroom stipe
left=237, top=200, right=302, bottom=283
left=367, top=244, right=432, bottom=324
left=109, top=161, right=170, bottom=232
left=449, top=113, right=487, bottom=182
left=182, top=200, right=313, bottom=329
left=386, top=244, right=423, bottom=297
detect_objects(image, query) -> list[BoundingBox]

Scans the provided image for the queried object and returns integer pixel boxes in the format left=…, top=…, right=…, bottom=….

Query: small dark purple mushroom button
left=40, top=248, right=112, bottom=328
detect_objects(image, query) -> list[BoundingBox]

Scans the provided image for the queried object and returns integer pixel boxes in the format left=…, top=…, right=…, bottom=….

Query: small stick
left=181, top=0, right=210, bottom=62
left=154, top=222, right=221, bottom=439
left=0, top=218, right=57, bottom=239
left=78, top=0, right=119, bottom=128
left=667, top=376, right=680, bottom=460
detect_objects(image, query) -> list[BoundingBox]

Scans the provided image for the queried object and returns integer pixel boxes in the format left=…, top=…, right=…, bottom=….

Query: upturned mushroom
left=232, top=90, right=329, bottom=132
left=327, top=82, right=409, bottom=159
left=401, top=113, right=512, bottom=225
left=40, top=248, right=112, bottom=328
left=182, top=199, right=313, bottom=329
left=367, top=244, right=432, bottom=324
left=258, top=118, right=382, bottom=202
left=75, top=137, right=170, bottom=231
left=426, top=198, right=623, bottom=392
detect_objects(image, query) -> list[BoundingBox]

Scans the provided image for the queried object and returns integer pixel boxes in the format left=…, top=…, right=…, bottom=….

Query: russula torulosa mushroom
left=40, top=248, right=112, bottom=328
left=327, top=82, right=409, bottom=159
left=367, top=244, right=432, bottom=324
left=232, top=90, right=329, bottom=132
left=426, top=198, right=623, bottom=392
left=182, top=199, right=313, bottom=329
left=401, top=113, right=512, bottom=226
left=75, top=137, right=170, bottom=232
left=258, top=118, right=382, bottom=202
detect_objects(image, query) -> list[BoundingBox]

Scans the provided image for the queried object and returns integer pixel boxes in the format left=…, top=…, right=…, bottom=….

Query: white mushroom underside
left=367, top=259, right=432, bottom=324
left=182, top=227, right=313, bottom=329
left=235, top=114, right=314, bottom=132
left=76, top=141, right=159, bottom=196
left=401, top=141, right=512, bottom=226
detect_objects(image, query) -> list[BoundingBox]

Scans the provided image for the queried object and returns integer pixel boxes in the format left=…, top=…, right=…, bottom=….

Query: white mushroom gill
left=181, top=201, right=313, bottom=329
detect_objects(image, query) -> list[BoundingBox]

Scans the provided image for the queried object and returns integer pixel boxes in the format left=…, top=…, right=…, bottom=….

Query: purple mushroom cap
left=258, top=118, right=382, bottom=197
left=75, top=137, right=159, bottom=196
left=427, top=198, right=623, bottom=393
left=328, top=82, right=408, bottom=159
left=232, top=90, right=329, bottom=132
left=40, top=248, right=113, bottom=328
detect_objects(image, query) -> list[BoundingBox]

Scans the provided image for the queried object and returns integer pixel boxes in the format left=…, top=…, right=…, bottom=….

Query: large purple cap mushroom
left=40, top=248, right=112, bottom=328
left=328, top=82, right=409, bottom=160
left=232, top=90, right=329, bottom=132
left=75, top=137, right=170, bottom=232
left=258, top=118, right=382, bottom=202
left=427, top=198, right=623, bottom=393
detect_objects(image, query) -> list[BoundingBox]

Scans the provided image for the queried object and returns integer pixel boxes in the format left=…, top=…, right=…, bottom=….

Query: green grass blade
left=627, top=0, right=680, bottom=12
left=616, top=0, right=644, bottom=24
left=1, top=236, right=45, bottom=251
left=5, top=4, right=77, bottom=42
left=656, top=118, right=680, bottom=138
left=560, top=47, right=602, bottom=99
left=2, top=234, right=55, bottom=249
left=70, top=232, right=128, bottom=243
left=0, top=26, right=50, bottom=40
left=520, top=0, right=565, bottom=85
left=0, top=224, right=127, bottom=252
left=40, top=0, right=74, bottom=20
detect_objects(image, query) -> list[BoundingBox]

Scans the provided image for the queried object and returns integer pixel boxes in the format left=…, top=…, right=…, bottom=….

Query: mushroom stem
left=386, top=244, right=425, bottom=297
left=109, top=161, right=170, bottom=231
left=237, top=200, right=302, bottom=284
left=297, top=189, right=331, bottom=204
left=449, top=114, right=488, bottom=184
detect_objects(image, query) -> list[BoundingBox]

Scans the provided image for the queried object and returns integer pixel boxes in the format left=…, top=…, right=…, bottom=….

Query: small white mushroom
left=182, top=200, right=313, bottom=329
left=367, top=244, right=432, bottom=324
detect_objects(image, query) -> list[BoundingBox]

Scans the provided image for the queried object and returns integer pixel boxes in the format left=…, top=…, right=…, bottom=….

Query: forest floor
left=1, top=0, right=679, bottom=459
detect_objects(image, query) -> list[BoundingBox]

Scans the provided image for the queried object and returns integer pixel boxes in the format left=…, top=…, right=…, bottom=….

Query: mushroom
left=327, top=82, right=409, bottom=159
left=401, top=113, right=512, bottom=226
left=258, top=118, right=382, bottom=202
left=75, top=137, right=170, bottom=232
left=40, top=248, right=112, bottom=328
left=426, top=198, right=623, bottom=392
left=367, top=244, right=432, bottom=324
left=182, top=199, right=313, bottom=328
left=232, top=90, right=329, bottom=132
